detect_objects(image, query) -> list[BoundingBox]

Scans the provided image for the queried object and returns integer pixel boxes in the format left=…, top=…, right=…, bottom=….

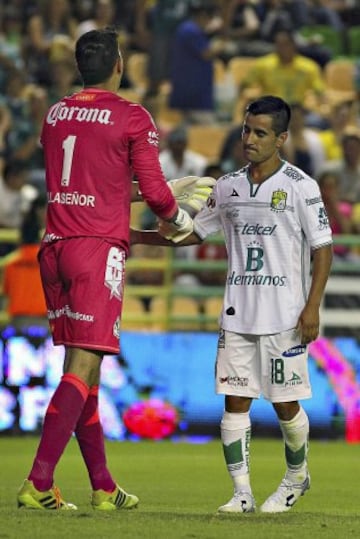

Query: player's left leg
left=259, top=330, right=311, bottom=513
left=75, top=384, right=138, bottom=511
left=260, top=402, right=310, bottom=513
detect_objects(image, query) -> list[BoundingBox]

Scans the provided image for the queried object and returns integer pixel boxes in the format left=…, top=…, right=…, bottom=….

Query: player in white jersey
left=132, top=96, right=333, bottom=513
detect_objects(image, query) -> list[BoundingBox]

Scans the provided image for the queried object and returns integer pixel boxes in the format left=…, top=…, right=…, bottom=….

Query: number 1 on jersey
left=61, top=135, right=76, bottom=186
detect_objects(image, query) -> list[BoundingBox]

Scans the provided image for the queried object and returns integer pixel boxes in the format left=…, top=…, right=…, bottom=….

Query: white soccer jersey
left=194, top=160, right=333, bottom=334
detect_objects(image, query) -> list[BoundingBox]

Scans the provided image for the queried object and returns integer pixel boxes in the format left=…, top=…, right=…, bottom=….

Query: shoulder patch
left=282, top=165, right=305, bottom=182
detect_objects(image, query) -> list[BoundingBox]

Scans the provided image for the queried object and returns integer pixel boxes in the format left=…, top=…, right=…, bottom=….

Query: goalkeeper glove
left=165, top=207, right=194, bottom=243
left=168, top=176, right=216, bottom=214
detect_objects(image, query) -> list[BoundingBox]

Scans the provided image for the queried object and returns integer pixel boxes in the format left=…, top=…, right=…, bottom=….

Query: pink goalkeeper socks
left=75, top=386, right=116, bottom=492
left=28, top=373, right=89, bottom=491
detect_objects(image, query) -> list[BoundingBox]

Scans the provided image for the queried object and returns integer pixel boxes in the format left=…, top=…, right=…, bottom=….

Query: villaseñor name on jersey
left=47, top=191, right=96, bottom=207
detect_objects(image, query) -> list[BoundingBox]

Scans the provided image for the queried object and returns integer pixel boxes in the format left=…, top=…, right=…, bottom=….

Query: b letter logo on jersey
left=104, top=247, right=124, bottom=300
left=270, top=190, right=287, bottom=212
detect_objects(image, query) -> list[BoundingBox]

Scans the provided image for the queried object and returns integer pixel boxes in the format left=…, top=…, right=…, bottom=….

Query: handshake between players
left=162, top=175, right=216, bottom=243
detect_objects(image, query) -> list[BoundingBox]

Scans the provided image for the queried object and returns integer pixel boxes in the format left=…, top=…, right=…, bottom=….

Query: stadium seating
left=122, top=296, right=148, bottom=330
left=323, top=59, right=356, bottom=102
left=204, top=297, right=223, bottom=331
left=169, top=297, right=204, bottom=330
left=324, top=59, right=356, bottom=92
left=227, top=56, right=257, bottom=87
left=125, top=52, right=149, bottom=95
left=187, top=124, right=230, bottom=160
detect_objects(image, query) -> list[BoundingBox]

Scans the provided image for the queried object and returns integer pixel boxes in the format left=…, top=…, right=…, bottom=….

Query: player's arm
left=128, top=108, right=214, bottom=241
left=307, top=244, right=333, bottom=310
left=130, top=228, right=202, bottom=247
left=296, top=243, right=333, bottom=344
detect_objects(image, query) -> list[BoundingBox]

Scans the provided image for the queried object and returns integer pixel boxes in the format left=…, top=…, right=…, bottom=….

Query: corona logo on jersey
left=46, top=101, right=112, bottom=127
left=270, top=189, right=287, bottom=212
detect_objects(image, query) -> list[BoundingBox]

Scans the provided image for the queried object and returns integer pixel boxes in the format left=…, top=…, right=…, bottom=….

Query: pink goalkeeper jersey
left=40, top=88, right=177, bottom=255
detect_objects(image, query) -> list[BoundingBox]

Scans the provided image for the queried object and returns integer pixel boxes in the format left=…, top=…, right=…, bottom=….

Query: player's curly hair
left=75, top=27, right=120, bottom=85
left=246, top=96, right=291, bottom=135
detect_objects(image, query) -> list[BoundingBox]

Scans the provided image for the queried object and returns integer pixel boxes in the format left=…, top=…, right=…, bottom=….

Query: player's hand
left=158, top=219, right=187, bottom=244
left=168, top=176, right=216, bottom=215
left=162, top=207, right=194, bottom=243
left=296, top=305, right=320, bottom=344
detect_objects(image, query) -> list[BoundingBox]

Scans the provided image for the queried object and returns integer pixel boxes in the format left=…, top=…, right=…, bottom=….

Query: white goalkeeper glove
left=168, top=176, right=216, bottom=214
left=164, top=207, right=194, bottom=243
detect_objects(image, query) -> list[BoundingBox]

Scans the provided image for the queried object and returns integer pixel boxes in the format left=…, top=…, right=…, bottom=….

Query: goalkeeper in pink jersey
left=17, top=27, right=215, bottom=511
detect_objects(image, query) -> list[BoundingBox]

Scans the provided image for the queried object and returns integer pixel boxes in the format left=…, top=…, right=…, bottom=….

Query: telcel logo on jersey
left=46, top=102, right=112, bottom=127
left=234, top=222, right=277, bottom=235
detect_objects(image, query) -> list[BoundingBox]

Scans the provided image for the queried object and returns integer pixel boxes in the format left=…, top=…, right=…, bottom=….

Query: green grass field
left=0, top=437, right=359, bottom=539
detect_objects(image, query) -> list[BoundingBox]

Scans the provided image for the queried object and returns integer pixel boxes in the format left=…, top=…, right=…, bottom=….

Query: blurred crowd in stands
left=0, top=0, right=360, bottom=323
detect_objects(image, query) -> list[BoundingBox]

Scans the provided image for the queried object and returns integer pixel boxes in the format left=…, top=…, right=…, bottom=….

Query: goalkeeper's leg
left=75, top=385, right=139, bottom=510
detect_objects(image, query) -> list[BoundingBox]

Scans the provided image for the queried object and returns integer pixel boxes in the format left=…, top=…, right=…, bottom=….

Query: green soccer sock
left=220, top=411, right=251, bottom=492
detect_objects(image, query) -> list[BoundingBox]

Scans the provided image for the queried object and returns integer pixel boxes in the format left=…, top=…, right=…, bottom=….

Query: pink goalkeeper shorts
left=39, top=237, right=125, bottom=354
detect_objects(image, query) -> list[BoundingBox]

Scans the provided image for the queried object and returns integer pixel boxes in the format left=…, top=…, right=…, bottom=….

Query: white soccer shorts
left=215, top=328, right=312, bottom=403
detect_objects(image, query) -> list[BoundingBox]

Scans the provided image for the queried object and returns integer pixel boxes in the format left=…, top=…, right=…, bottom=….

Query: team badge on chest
left=271, top=189, right=287, bottom=212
